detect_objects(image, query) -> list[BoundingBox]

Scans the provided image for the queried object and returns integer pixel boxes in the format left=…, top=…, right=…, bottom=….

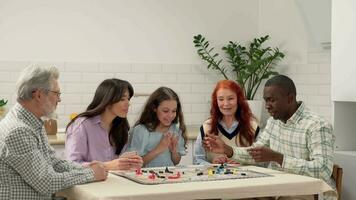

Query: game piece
left=135, top=168, right=142, bottom=176
left=164, top=166, right=173, bottom=174
left=233, top=169, right=238, bottom=175
left=148, top=172, right=156, bottom=180
left=208, top=169, right=214, bottom=176
left=224, top=171, right=233, bottom=175
left=168, top=172, right=181, bottom=179
left=157, top=174, right=166, bottom=179
left=219, top=163, right=224, bottom=169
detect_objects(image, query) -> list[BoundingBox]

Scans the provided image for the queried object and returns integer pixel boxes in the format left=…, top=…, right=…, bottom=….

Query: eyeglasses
left=47, top=90, right=61, bottom=98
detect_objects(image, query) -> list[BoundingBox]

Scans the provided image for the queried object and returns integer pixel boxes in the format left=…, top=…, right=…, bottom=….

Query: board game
left=110, top=164, right=271, bottom=185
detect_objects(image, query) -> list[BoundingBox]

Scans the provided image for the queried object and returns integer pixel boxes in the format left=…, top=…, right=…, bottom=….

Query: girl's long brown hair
left=210, top=80, right=255, bottom=146
left=66, top=78, right=134, bottom=155
left=135, top=87, right=187, bottom=148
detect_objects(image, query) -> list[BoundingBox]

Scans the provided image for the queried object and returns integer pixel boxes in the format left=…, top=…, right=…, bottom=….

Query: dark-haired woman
left=194, top=80, right=259, bottom=165
left=65, top=78, right=143, bottom=170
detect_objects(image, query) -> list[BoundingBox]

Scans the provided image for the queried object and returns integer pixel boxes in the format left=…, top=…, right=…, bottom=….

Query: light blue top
left=128, top=123, right=186, bottom=168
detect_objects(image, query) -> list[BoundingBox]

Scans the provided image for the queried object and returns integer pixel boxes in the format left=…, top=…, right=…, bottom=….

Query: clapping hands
left=156, top=132, right=179, bottom=153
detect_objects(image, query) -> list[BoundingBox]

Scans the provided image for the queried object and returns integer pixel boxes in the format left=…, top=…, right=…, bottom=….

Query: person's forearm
left=103, top=160, right=116, bottom=171
left=274, top=152, right=284, bottom=165
left=142, top=148, right=163, bottom=166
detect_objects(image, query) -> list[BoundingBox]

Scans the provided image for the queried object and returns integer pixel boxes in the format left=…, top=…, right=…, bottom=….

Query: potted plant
left=193, top=34, right=285, bottom=120
left=193, top=34, right=285, bottom=100
left=0, top=99, right=8, bottom=119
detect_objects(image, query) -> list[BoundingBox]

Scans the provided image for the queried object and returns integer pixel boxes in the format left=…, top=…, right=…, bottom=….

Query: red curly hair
left=210, top=80, right=255, bottom=146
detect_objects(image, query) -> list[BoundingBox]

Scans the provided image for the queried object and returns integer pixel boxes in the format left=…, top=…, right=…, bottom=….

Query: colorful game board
left=110, top=164, right=271, bottom=185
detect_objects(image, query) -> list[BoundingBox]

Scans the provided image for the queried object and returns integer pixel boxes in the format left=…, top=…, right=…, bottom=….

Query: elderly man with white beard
left=0, top=65, right=107, bottom=200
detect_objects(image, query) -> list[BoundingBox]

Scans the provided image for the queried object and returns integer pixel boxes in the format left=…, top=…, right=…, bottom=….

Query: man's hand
left=89, top=161, right=108, bottom=181
left=247, top=146, right=284, bottom=165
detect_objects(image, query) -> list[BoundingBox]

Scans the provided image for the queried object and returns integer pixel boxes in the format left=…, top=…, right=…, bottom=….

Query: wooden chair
left=332, top=164, right=343, bottom=200
left=314, top=164, right=343, bottom=200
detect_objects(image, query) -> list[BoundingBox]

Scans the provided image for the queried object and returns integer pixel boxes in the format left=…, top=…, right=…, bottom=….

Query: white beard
left=40, top=100, right=58, bottom=120
left=41, top=110, right=57, bottom=120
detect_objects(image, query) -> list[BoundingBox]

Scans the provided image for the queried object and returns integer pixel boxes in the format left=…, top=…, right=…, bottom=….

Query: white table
left=59, top=166, right=333, bottom=200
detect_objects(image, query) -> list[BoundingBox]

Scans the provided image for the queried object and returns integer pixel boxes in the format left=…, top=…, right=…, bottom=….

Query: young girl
left=128, top=87, right=187, bottom=168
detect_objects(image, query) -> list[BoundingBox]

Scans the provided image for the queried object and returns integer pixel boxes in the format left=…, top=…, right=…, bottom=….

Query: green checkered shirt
left=232, top=102, right=335, bottom=194
left=0, top=103, right=95, bottom=200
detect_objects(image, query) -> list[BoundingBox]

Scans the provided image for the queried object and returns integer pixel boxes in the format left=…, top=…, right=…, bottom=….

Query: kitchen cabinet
left=332, top=1, right=356, bottom=199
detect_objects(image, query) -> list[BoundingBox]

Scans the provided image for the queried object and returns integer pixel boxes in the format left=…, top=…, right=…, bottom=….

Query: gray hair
left=16, top=65, right=59, bottom=101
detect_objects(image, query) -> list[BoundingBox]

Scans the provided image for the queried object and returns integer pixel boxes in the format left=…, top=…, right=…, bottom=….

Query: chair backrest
left=332, top=164, right=343, bottom=200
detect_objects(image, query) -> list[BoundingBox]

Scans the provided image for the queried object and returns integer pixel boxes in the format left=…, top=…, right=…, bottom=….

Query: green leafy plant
left=193, top=34, right=285, bottom=100
left=0, top=99, right=8, bottom=107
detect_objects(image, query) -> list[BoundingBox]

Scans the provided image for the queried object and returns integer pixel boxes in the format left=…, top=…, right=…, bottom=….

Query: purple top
left=65, top=115, right=126, bottom=165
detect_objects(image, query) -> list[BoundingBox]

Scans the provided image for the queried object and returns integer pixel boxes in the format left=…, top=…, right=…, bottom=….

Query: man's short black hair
left=265, top=75, right=297, bottom=96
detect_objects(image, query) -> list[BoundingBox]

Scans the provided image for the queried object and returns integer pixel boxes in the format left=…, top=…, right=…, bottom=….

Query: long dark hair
left=66, top=78, right=134, bottom=155
left=210, top=80, right=255, bottom=146
left=135, top=87, right=187, bottom=148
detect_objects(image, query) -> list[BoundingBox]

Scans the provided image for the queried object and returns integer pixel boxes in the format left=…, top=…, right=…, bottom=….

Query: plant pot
left=248, top=100, right=263, bottom=122
left=0, top=106, right=6, bottom=120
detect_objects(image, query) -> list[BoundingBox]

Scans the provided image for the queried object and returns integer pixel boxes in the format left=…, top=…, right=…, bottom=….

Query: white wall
left=258, top=0, right=332, bottom=121
left=0, top=0, right=258, bottom=63
left=0, top=0, right=259, bottom=128
left=0, top=0, right=332, bottom=128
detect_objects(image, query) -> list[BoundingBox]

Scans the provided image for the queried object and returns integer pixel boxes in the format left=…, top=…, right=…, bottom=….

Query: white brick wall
left=0, top=61, right=217, bottom=128
left=282, top=51, right=332, bottom=121
left=0, top=52, right=332, bottom=128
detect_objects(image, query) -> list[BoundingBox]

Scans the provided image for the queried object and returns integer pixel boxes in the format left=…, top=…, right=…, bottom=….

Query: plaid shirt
left=232, top=102, right=336, bottom=199
left=0, top=103, right=95, bottom=200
